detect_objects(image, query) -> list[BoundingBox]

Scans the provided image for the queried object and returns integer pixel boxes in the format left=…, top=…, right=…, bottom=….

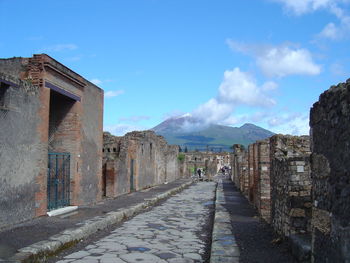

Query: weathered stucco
left=0, top=54, right=103, bottom=228
left=0, top=72, right=44, bottom=228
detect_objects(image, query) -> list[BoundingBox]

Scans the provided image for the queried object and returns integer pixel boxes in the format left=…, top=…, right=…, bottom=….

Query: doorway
left=47, top=90, right=76, bottom=210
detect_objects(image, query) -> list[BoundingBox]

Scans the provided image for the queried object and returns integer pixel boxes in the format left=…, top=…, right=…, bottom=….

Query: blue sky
left=1, top=0, right=349, bottom=135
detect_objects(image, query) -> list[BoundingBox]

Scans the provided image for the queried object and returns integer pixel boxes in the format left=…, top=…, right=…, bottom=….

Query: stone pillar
left=257, top=139, right=271, bottom=223
left=310, top=79, right=350, bottom=262
left=270, top=135, right=311, bottom=237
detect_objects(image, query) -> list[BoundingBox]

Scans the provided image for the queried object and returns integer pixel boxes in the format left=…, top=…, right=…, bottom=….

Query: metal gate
left=47, top=152, right=71, bottom=210
left=130, top=159, right=134, bottom=191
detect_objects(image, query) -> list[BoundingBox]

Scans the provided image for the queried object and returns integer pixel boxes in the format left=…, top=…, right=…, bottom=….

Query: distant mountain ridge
left=152, top=115, right=275, bottom=152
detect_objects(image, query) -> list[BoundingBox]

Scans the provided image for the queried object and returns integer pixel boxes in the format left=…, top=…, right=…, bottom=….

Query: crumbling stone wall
left=0, top=55, right=103, bottom=228
left=184, top=152, right=231, bottom=180
left=270, top=135, right=311, bottom=237
left=103, top=131, right=181, bottom=198
left=310, top=79, right=350, bottom=262
left=257, top=139, right=271, bottom=223
left=231, top=145, right=249, bottom=196
left=248, top=145, right=255, bottom=202
left=231, top=145, right=243, bottom=187
left=0, top=72, right=43, bottom=229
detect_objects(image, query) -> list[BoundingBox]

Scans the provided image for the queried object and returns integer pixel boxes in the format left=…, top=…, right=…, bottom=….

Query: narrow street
left=51, top=182, right=216, bottom=263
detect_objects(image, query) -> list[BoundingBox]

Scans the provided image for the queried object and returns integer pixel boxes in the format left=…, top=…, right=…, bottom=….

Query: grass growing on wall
left=177, top=153, right=185, bottom=162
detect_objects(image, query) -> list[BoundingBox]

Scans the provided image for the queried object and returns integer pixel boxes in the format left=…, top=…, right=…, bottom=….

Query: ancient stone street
left=54, top=182, right=216, bottom=263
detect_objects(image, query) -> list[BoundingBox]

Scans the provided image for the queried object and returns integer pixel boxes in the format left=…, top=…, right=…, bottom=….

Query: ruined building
left=310, top=79, right=350, bottom=262
left=231, top=134, right=312, bottom=258
left=0, top=54, right=103, bottom=228
left=269, top=135, right=311, bottom=238
left=102, top=131, right=181, bottom=198
left=184, top=151, right=231, bottom=179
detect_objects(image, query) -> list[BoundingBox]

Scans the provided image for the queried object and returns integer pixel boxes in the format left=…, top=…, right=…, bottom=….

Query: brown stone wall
left=232, top=145, right=244, bottom=188
left=270, top=135, right=311, bottom=237
left=257, top=139, right=271, bottom=223
left=103, top=131, right=181, bottom=198
left=253, top=143, right=259, bottom=207
left=183, top=152, right=231, bottom=180
left=248, top=145, right=254, bottom=202
left=310, top=79, right=350, bottom=262
left=0, top=72, right=45, bottom=229
left=0, top=54, right=103, bottom=228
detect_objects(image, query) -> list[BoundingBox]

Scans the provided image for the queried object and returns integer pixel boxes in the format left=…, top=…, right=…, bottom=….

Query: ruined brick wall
left=310, top=79, right=350, bottom=262
left=253, top=143, right=259, bottom=207
left=241, top=151, right=249, bottom=197
left=0, top=55, right=104, bottom=228
left=183, top=152, right=231, bottom=180
left=231, top=144, right=249, bottom=196
left=0, top=72, right=45, bottom=229
left=231, top=145, right=243, bottom=188
left=270, top=135, right=311, bottom=237
left=248, top=145, right=255, bottom=202
left=103, top=131, right=181, bottom=198
left=257, top=139, right=271, bottom=223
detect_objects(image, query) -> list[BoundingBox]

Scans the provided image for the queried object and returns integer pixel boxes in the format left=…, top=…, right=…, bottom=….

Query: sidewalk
left=212, top=175, right=295, bottom=263
left=0, top=179, right=192, bottom=263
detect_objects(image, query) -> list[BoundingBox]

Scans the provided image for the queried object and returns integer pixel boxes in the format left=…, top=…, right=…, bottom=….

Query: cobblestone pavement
left=54, top=182, right=216, bottom=263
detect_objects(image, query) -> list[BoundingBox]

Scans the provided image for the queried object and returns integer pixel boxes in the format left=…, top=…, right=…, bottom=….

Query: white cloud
left=318, top=5, right=350, bottom=40
left=227, top=40, right=321, bottom=78
left=105, top=90, right=124, bottom=98
left=90, top=78, right=103, bottom=85
left=119, top=115, right=150, bottom=123
left=272, top=0, right=350, bottom=40
left=262, top=81, right=279, bottom=91
left=104, top=124, right=145, bottom=136
left=268, top=113, right=310, bottom=135
left=42, top=44, right=78, bottom=52
left=162, top=110, right=186, bottom=120
left=319, top=22, right=341, bottom=39
left=192, top=98, right=233, bottom=125
left=271, top=0, right=336, bottom=15
left=218, top=68, right=277, bottom=106
left=257, top=46, right=321, bottom=77
left=190, top=68, right=276, bottom=127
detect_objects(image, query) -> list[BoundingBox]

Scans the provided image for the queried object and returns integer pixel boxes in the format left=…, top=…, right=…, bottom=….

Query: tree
left=184, top=146, right=188, bottom=153
left=179, top=146, right=182, bottom=152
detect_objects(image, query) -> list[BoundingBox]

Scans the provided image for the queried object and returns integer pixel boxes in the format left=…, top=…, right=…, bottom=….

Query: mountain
left=152, top=115, right=275, bottom=152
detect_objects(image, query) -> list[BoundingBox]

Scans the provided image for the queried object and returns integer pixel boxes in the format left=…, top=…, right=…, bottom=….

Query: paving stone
left=65, top=250, right=91, bottom=259
left=156, top=252, right=178, bottom=259
left=168, top=258, right=194, bottom=263
left=183, top=253, right=202, bottom=260
left=57, top=183, right=215, bottom=263
left=100, top=258, right=126, bottom=263
left=120, top=252, right=166, bottom=262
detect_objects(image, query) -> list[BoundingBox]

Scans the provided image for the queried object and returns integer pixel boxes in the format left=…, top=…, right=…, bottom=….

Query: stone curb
left=210, top=179, right=240, bottom=263
left=7, top=180, right=193, bottom=263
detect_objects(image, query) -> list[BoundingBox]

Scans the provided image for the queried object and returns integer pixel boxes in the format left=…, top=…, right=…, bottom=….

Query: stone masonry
left=257, top=139, right=271, bottom=223
left=310, top=79, right=350, bottom=262
left=0, top=55, right=103, bottom=229
left=230, top=134, right=311, bottom=234
left=102, top=131, right=181, bottom=198
left=231, top=144, right=249, bottom=197
left=183, top=152, right=231, bottom=180
left=270, top=135, right=312, bottom=237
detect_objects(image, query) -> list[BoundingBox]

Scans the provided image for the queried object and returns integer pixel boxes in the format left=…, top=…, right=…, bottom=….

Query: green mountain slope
left=152, top=117, right=275, bottom=152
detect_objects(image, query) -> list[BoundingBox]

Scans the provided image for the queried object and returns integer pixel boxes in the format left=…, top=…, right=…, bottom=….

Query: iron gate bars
left=47, top=152, right=70, bottom=210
